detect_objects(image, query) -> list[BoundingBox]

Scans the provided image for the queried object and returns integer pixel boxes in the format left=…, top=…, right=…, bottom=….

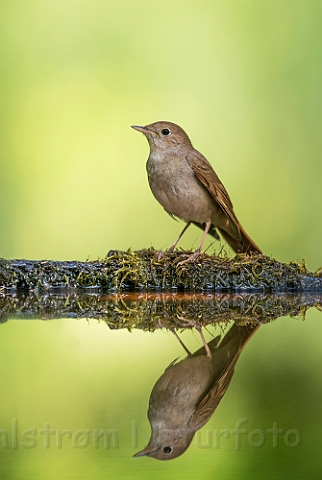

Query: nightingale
left=133, top=322, right=259, bottom=460
left=132, top=121, right=262, bottom=263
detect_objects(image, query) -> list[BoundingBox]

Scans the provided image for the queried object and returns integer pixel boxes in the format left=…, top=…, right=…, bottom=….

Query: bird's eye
left=163, top=446, right=173, bottom=454
left=161, top=128, right=170, bottom=136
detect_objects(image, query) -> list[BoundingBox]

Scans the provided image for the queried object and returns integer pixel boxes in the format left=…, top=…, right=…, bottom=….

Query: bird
left=132, top=121, right=262, bottom=263
left=133, top=322, right=259, bottom=460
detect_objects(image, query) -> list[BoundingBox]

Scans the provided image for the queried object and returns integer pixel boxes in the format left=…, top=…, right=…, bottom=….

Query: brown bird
left=132, top=121, right=261, bottom=263
left=133, top=322, right=259, bottom=460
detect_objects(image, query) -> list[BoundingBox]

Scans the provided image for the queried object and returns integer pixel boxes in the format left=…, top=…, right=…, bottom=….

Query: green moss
left=0, top=249, right=321, bottom=292
left=0, top=290, right=313, bottom=327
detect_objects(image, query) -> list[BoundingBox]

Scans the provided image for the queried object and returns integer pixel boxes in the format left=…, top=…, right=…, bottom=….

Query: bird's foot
left=176, top=250, right=201, bottom=266
left=155, top=246, right=176, bottom=261
left=155, top=250, right=166, bottom=261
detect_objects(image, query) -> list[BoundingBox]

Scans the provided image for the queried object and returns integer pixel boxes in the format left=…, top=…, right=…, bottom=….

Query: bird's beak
left=133, top=445, right=159, bottom=457
left=131, top=125, right=147, bottom=134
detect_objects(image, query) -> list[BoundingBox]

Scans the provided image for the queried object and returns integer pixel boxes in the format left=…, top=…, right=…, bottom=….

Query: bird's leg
left=177, top=316, right=212, bottom=357
left=168, top=222, right=191, bottom=252
left=157, top=222, right=191, bottom=260
left=177, top=220, right=212, bottom=266
left=170, top=328, right=192, bottom=356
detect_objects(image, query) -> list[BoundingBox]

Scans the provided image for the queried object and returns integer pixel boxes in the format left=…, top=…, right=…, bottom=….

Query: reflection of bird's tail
left=217, top=225, right=262, bottom=254
left=191, top=322, right=259, bottom=359
left=218, top=322, right=259, bottom=352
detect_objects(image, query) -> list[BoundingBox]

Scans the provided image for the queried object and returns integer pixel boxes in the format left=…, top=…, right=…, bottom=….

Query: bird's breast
left=146, top=153, right=217, bottom=224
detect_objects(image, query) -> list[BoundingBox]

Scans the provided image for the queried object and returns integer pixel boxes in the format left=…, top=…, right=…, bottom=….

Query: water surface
left=0, top=292, right=321, bottom=479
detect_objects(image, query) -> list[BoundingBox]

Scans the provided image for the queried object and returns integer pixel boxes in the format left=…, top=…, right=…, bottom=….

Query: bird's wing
left=188, top=324, right=259, bottom=431
left=187, top=352, right=239, bottom=431
left=186, top=151, right=240, bottom=232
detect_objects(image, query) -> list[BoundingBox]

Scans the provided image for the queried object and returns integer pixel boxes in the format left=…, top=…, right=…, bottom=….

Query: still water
left=0, top=292, right=321, bottom=479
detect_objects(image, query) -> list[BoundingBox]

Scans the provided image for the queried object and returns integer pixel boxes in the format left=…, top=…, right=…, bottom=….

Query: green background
left=1, top=312, right=322, bottom=479
left=1, top=1, right=322, bottom=479
left=1, top=0, right=322, bottom=269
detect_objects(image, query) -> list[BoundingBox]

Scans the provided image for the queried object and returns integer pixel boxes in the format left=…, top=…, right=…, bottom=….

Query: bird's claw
left=176, top=251, right=201, bottom=266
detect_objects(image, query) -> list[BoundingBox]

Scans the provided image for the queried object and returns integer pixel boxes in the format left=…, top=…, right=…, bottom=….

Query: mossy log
left=0, top=249, right=322, bottom=292
left=0, top=291, right=319, bottom=326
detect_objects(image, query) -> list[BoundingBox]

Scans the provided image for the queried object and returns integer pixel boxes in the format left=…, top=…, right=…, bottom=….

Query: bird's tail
left=217, top=225, right=262, bottom=254
left=189, top=322, right=259, bottom=359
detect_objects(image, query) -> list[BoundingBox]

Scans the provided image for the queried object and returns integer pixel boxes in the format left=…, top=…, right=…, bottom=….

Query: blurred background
left=1, top=0, right=322, bottom=269
left=1, top=309, right=322, bottom=479
left=1, top=1, right=322, bottom=479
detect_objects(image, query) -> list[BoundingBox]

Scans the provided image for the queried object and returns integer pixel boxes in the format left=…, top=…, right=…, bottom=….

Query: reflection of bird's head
left=133, top=427, right=194, bottom=461
left=131, top=121, right=192, bottom=152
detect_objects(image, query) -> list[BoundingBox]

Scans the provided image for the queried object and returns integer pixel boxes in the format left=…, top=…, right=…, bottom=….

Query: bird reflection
left=134, top=322, right=259, bottom=460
